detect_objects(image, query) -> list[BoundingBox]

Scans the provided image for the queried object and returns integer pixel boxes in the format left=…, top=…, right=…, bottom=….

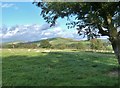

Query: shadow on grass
left=2, top=51, right=119, bottom=86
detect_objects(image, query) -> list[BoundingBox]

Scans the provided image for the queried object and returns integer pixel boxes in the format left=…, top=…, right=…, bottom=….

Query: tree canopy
left=33, top=2, right=120, bottom=64
left=34, top=2, right=120, bottom=38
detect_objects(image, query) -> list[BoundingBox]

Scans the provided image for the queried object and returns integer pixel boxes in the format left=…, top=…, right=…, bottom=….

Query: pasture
left=1, top=49, right=119, bottom=86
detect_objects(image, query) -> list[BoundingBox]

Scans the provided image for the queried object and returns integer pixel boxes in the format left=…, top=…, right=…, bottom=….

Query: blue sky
left=2, top=2, right=69, bottom=28
left=2, top=2, right=52, bottom=26
left=2, top=2, right=44, bottom=26
left=1, top=2, right=84, bottom=42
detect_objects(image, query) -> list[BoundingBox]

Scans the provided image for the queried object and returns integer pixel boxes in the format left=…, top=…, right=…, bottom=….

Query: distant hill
left=20, top=37, right=80, bottom=45
left=21, top=37, right=92, bottom=46
left=3, top=37, right=110, bottom=45
left=47, top=37, right=79, bottom=45
left=2, top=37, right=112, bottom=50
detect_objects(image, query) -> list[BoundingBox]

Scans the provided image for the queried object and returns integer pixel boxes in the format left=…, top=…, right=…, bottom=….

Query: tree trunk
left=110, top=35, right=120, bottom=65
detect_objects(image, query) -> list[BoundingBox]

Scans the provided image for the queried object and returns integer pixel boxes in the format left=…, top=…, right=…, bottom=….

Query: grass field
left=1, top=49, right=119, bottom=86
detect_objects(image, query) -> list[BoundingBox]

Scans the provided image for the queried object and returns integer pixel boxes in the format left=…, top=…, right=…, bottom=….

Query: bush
left=90, top=39, right=105, bottom=50
left=68, top=42, right=86, bottom=50
left=53, top=44, right=67, bottom=49
left=76, top=42, right=86, bottom=49
left=40, top=40, right=52, bottom=48
left=3, top=44, right=13, bottom=48
left=106, top=45, right=113, bottom=51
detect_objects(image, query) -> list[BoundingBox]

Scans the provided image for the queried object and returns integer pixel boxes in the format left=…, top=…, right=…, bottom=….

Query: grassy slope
left=11, top=37, right=90, bottom=46
left=33, top=37, right=81, bottom=45
left=3, top=37, right=112, bottom=50
left=48, top=37, right=79, bottom=45
left=2, top=49, right=118, bottom=86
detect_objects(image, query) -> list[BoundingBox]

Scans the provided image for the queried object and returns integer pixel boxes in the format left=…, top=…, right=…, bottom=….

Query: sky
left=0, top=1, right=109, bottom=43
left=1, top=1, right=85, bottom=43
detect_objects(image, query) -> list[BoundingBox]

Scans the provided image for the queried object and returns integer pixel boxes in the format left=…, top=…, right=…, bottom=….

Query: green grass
left=48, top=37, right=79, bottom=45
left=2, top=49, right=119, bottom=86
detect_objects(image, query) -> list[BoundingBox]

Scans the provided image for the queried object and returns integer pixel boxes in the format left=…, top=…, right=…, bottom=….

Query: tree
left=33, top=2, right=120, bottom=64
left=90, top=39, right=105, bottom=50
left=69, top=42, right=86, bottom=49
left=55, top=44, right=67, bottom=49
left=40, top=40, right=52, bottom=48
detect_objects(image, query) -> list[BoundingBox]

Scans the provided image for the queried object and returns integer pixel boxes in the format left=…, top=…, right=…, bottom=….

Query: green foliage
left=54, top=44, right=67, bottom=49
left=3, top=38, right=112, bottom=50
left=76, top=42, right=86, bottom=49
left=3, top=44, right=13, bottom=48
left=3, top=43, right=37, bottom=49
left=33, top=2, right=120, bottom=64
left=34, top=2, right=120, bottom=39
left=90, top=39, right=105, bottom=50
left=106, top=46, right=113, bottom=51
left=40, top=40, right=52, bottom=48
left=68, top=42, right=86, bottom=49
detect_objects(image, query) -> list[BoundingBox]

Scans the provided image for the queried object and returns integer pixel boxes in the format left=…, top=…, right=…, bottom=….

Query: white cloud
left=44, top=32, right=51, bottom=36
left=1, top=24, right=81, bottom=43
left=1, top=0, right=34, bottom=2
left=2, top=23, right=115, bottom=43
left=0, top=3, right=18, bottom=10
left=0, top=3, right=14, bottom=8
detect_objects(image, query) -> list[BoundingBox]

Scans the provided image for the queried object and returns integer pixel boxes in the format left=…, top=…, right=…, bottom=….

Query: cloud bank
left=1, top=24, right=81, bottom=43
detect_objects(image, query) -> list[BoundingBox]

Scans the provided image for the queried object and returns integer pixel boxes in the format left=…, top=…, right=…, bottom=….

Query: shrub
left=68, top=42, right=86, bottom=50
left=90, top=39, right=105, bottom=50
left=54, top=44, right=67, bottom=49
left=40, top=40, right=52, bottom=48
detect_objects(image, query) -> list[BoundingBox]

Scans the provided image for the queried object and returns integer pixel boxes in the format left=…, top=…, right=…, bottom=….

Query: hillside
left=3, top=37, right=110, bottom=45
left=47, top=37, right=80, bottom=45
left=19, top=37, right=82, bottom=45
left=26, top=37, right=91, bottom=46
left=2, top=37, right=112, bottom=50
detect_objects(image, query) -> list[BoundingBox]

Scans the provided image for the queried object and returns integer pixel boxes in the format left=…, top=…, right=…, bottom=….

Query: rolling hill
left=2, top=37, right=112, bottom=50
left=18, top=37, right=82, bottom=45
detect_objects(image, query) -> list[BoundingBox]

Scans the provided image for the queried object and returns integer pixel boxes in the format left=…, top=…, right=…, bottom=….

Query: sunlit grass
left=2, top=49, right=119, bottom=86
